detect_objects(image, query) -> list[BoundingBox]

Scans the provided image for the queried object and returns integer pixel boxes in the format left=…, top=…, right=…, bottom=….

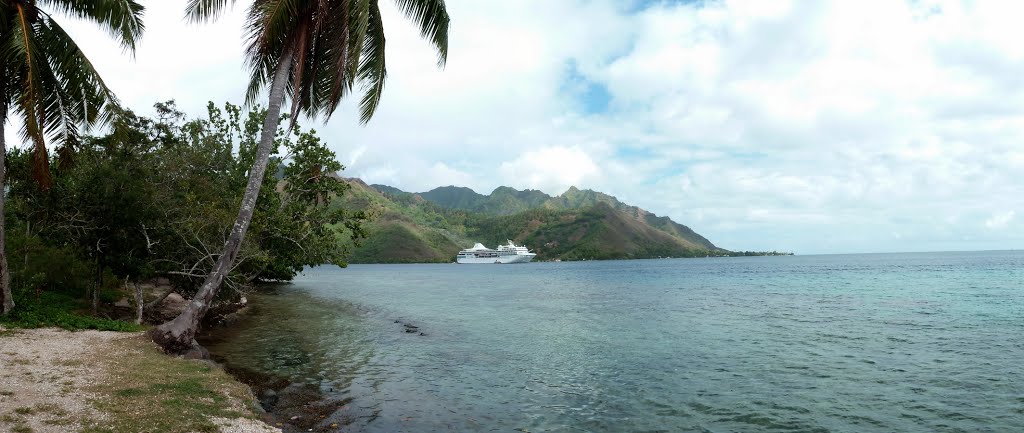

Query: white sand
left=0, top=326, right=279, bottom=433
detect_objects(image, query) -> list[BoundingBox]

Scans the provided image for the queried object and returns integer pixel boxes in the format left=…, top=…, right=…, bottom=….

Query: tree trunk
left=92, top=258, right=102, bottom=316
left=144, top=285, right=177, bottom=310
left=134, top=281, right=143, bottom=325
left=0, top=99, right=13, bottom=316
left=24, top=221, right=29, bottom=269
left=150, top=51, right=294, bottom=354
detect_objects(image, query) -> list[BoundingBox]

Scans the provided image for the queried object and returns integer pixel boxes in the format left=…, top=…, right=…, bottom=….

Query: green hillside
left=382, top=183, right=717, bottom=250
left=416, top=185, right=487, bottom=210
left=332, top=180, right=737, bottom=263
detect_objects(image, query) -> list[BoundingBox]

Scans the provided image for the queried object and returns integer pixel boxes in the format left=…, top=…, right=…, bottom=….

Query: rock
left=114, top=298, right=132, bottom=308
left=204, top=298, right=250, bottom=327
left=154, top=292, right=188, bottom=321
left=181, top=341, right=210, bottom=360
left=258, top=389, right=278, bottom=411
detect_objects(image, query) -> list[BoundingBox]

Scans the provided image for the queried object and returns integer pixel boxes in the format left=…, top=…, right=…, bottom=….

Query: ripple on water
left=202, top=252, right=1024, bottom=432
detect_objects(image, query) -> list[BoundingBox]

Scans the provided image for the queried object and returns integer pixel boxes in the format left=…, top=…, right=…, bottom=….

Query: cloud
left=498, top=146, right=600, bottom=194
left=985, top=211, right=1016, bottom=230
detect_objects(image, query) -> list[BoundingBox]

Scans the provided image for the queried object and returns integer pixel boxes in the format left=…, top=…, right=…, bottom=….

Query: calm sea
left=203, top=251, right=1024, bottom=432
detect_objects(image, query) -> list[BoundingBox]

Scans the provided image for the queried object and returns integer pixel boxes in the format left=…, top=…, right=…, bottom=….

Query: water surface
left=203, top=251, right=1024, bottom=432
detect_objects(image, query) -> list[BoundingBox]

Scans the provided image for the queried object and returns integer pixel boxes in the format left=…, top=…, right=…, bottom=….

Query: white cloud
left=498, top=146, right=600, bottom=194
left=985, top=211, right=1016, bottom=230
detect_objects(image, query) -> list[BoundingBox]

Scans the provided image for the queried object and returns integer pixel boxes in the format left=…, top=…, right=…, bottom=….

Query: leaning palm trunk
left=0, top=99, right=13, bottom=315
left=150, top=53, right=293, bottom=354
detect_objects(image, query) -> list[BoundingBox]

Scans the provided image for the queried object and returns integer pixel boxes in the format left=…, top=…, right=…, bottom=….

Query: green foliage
left=2, top=100, right=366, bottom=315
left=0, top=0, right=144, bottom=186
left=0, top=292, right=143, bottom=332
left=416, top=186, right=487, bottom=210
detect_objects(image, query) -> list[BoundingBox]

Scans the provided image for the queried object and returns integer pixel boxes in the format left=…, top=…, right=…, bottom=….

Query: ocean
left=201, top=251, right=1024, bottom=432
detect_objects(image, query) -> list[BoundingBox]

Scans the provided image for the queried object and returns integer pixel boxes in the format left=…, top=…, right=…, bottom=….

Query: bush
left=0, top=291, right=144, bottom=332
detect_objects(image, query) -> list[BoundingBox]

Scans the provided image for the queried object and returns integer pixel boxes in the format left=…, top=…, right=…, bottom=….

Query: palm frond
left=391, top=0, right=448, bottom=66
left=288, top=15, right=312, bottom=125
left=235, top=0, right=449, bottom=125
left=37, top=13, right=120, bottom=129
left=38, top=0, right=146, bottom=52
left=251, top=0, right=301, bottom=51
left=185, top=0, right=236, bottom=23
left=356, top=0, right=386, bottom=123
left=243, top=0, right=299, bottom=105
left=10, top=3, right=52, bottom=187
left=324, top=0, right=355, bottom=113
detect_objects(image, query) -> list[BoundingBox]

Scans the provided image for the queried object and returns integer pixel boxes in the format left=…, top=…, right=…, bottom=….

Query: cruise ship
left=456, top=241, right=537, bottom=264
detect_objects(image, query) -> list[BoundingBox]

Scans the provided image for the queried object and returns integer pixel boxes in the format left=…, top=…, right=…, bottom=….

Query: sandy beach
left=0, top=325, right=280, bottom=433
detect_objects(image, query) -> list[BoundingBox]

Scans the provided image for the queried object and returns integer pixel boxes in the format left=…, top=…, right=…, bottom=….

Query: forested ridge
left=334, top=181, right=788, bottom=263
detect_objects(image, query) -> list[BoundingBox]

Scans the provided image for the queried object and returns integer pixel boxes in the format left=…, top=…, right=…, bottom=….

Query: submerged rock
left=259, top=389, right=279, bottom=412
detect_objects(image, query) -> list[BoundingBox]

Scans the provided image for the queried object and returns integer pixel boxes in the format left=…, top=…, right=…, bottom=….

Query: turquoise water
left=203, top=251, right=1024, bottom=432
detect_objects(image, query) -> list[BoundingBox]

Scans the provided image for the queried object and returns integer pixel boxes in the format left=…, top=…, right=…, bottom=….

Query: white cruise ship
left=456, top=241, right=537, bottom=264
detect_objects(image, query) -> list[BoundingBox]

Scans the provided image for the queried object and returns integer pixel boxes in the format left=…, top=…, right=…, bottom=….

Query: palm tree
left=0, top=1, right=145, bottom=315
left=150, top=0, right=449, bottom=353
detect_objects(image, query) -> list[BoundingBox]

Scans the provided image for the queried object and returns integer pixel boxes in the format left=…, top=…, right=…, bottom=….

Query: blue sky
left=39, top=0, right=1024, bottom=254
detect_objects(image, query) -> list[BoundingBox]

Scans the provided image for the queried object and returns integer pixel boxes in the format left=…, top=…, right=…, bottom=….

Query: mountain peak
left=338, top=179, right=733, bottom=262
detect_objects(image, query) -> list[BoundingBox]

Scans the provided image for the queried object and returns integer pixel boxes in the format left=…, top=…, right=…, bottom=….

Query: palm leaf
left=37, top=13, right=121, bottom=135
left=356, top=0, right=386, bottom=123
left=38, top=0, right=145, bottom=52
left=185, top=0, right=236, bottom=23
left=392, top=0, right=448, bottom=66
left=232, top=0, right=448, bottom=124
left=10, top=3, right=52, bottom=187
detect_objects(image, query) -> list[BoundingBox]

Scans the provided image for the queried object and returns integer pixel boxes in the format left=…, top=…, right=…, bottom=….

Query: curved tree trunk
left=0, top=99, right=13, bottom=316
left=144, top=285, right=177, bottom=311
left=150, top=52, right=294, bottom=354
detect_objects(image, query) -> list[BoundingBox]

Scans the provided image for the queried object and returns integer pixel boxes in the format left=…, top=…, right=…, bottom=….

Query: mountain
left=415, top=185, right=486, bottom=210
left=333, top=180, right=729, bottom=263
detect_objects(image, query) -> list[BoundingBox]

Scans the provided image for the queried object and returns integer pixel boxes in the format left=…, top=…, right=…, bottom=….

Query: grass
left=0, top=292, right=144, bottom=332
left=80, top=335, right=260, bottom=433
left=1, top=402, right=70, bottom=433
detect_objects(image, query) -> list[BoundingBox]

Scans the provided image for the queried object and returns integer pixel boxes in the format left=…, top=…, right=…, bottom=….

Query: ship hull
left=457, top=254, right=536, bottom=264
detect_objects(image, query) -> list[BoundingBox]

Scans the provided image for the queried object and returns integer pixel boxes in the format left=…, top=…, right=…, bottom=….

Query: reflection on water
left=203, top=252, right=1024, bottom=432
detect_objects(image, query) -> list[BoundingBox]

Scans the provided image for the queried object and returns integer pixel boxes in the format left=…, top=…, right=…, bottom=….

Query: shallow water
left=203, top=251, right=1024, bottom=432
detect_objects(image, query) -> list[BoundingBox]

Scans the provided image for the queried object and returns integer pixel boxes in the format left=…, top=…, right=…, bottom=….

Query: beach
left=0, top=325, right=280, bottom=433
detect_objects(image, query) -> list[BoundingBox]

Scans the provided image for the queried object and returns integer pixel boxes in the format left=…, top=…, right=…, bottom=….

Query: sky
left=23, top=0, right=1024, bottom=254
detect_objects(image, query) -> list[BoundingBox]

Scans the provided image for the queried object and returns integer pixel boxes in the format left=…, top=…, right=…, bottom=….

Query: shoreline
left=0, top=325, right=280, bottom=433
left=210, top=360, right=354, bottom=433
left=196, top=298, right=357, bottom=433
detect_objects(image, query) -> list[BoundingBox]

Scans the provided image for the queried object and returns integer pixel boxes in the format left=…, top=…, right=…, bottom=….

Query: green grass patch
left=0, top=292, right=144, bottom=332
left=82, top=336, right=258, bottom=433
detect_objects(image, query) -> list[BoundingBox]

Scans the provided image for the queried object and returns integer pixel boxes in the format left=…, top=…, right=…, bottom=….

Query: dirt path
left=0, top=326, right=280, bottom=433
